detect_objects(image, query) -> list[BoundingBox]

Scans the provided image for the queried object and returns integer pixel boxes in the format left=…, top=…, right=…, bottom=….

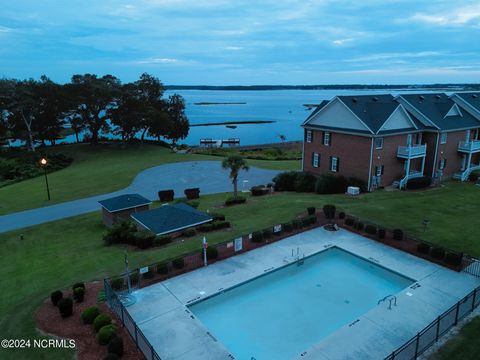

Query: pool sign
left=139, top=266, right=149, bottom=274
left=203, top=237, right=208, bottom=267
left=273, top=224, right=282, bottom=233
left=234, top=237, right=243, bottom=252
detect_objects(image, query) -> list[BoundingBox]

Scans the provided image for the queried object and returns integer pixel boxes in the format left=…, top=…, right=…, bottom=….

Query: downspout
left=431, top=132, right=440, bottom=178
left=368, top=137, right=374, bottom=191
left=301, top=128, right=305, bottom=171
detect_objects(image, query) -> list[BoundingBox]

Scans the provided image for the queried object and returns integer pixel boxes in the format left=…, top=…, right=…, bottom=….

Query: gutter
left=301, top=132, right=305, bottom=171
left=368, top=137, right=374, bottom=191
left=431, top=132, right=440, bottom=178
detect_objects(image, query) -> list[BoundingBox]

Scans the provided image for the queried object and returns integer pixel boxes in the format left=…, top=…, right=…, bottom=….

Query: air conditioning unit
left=347, top=186, right=360, bottom=196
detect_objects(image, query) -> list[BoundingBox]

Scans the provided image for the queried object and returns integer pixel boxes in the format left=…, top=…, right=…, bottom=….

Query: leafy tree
left=67, top=74, right=121, bottom=145
left=165, top=94, right=189, bottom=145
left=221, top=155, right=249, bottom=199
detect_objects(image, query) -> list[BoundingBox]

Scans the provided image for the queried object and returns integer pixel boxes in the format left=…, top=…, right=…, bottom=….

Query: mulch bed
left=36, top=281, right=144, bottom=360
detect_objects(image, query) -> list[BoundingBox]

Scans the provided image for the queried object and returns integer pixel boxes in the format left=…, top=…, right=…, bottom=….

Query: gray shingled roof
left=453, top=92, right=480, bottom=118
left=303, top=100, right=329, bottom=123
left=400, top=93, right=480, bottom=130
left=98, top=194, right=151, bottom=213
left=131, top=203, right=212, bottom=236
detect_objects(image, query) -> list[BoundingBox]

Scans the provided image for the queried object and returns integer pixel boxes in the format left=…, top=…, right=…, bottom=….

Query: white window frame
left=323, top=132, right=331, bottom=146
left=375, top=137, right=383, bottom=149
left=440, top=132, right=447, bottom=144
left=306, top=130, right=312, bottom=143
left=330, top=157, right=338, bottom=172
left=375, top=165, right=384, bottom=177
left=312, top=153, right=319, bottom=168
left=407, top=134, right=413, bottom=146
left=439, top=158, right=447, bottom=170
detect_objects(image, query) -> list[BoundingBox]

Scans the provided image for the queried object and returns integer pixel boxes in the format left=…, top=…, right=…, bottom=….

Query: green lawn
left=0, top=143, right=300, bottom=215
left=429, top=316, right=480, bottom=360
left=0, top=182, right=479, bottom=359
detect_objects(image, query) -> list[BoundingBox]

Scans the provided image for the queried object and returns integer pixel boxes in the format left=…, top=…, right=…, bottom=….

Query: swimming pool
left=189, top=247, right=414, bottom=360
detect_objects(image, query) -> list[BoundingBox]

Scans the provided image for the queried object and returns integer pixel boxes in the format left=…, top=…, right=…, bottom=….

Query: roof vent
left=372, top=97, right=379, bottom=102
left=419, top=95, right=425, bottom=101
left=435, top=95, right=441, bottom=99
left=352, top=98, right=358, bottom=103
left=473, top=94, right=478, bottom=99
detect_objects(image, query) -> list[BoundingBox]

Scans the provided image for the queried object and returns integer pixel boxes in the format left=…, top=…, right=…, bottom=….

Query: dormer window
left=440, top=132, right=447, bottom=144
left=375, top=137, right=383, bottom=149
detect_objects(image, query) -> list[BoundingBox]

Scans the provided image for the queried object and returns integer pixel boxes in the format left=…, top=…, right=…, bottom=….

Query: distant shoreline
left=191, top=120, right=274, bottom=127
left=166, top=84, right=480, bottom=91
left=193, top=102, right=247, bottom=105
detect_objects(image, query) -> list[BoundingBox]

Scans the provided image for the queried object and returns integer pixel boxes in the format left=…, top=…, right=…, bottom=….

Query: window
left=306, top=130, right=313, bottom=143
left=375, top=137, right=383, bottom=149
left=438, top=159, right=447, bottom=170
left=440, top=132, right=447, bottom=144
left=329, top=156, right=339, bottom=172
left=375, top=165, right=384, bottom=177
left=312, top=153, right=320, bottom=168
left=407, top=134, right=412, bottom=146
left=323, top=132, right=331, bottom=146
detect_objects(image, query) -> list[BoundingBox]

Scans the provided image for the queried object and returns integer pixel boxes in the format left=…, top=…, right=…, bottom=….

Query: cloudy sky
left=1, top=0, right=480, bottom=85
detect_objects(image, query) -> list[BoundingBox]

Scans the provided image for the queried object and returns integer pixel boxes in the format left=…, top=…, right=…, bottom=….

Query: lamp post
left=422, top=219, right=430, bottom=233
left=40, top=158, right=51, bottom=201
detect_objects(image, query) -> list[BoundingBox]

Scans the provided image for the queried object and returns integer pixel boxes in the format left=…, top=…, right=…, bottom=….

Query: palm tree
left=222, top=155, right=249, bottom=199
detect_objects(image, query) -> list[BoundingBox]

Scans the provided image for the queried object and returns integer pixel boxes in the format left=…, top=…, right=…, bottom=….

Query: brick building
left=302, top=93, right=480, bottom=191
left=99, top=194, right=152, bottom=227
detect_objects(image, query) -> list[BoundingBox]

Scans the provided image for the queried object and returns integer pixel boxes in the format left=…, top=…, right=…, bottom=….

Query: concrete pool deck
left=126, top=228, right=480, bottom=360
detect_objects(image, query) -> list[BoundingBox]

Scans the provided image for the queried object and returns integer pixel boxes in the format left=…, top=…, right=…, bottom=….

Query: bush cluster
left=406, top=176, right=432, bottom=190
left=263, top=228, right=273, bottom=238
left=365, top=224, right=377, bottom=235
left=338, top=212, right=345, bottom=219
left=107, top=336, right=124, bottom=357
left=417, top=242, right=431, bottom=254
left=172, top=258, right=185, bottom=269
left=225, top=196, right=246, bottom=206
left=97, top=324, right=118, bottom=345
left=50, top=290, right=63, bottom=306
left=197, top=221, right=231, bottom=232
left=156, top=262, right=169, bottom=275
left=445, top=252, right=463, bottom=266
left=470, top=172, right=480, bottom=182
left=345, top=218, right=355, bottom=226
left=250, top=185, right=270, bottom=196
left=94, top=313, right=112, bottom=332
left=58, top=298, right=73, bottom=318
left=81, top=307, right=101, bottom=324
left=315, top=174, right=367, bottom=194
left=430, top=247, right=445, bottom=260
left=355, top=222, right=364, bottom=231
left=210, top=213, right=225, bottom=221
left=73, top=287, right=86, bottom=303
left=282, top=222, right=293, bottom=232
left=154, top=235, right=172, bottom=247
left=103, top=220, right=138, bottom=246
left=206, top=247, right=218, bottom=260
left=322, top=204, right=336, bottom=219
left=378, top=228, right=386, bottom=239
left=251, top=231, right=264, bottom=243
left=181, top=228, right=196, bottom=237
left=393, top=229, right=403, bottom=241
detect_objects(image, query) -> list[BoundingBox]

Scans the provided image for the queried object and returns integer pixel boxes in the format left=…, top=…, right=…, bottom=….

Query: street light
left=40, top=158, right=51, bottom=201
left=422, top=219, right=430, bottom=233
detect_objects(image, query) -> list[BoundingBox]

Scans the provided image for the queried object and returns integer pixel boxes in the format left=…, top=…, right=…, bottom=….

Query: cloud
left=137, top=58, right=179, bottom=64
left=346, top=51, right=443, bottom=63
left=406, top=4, right=480, bottom=26
left=224, top=46, right=243, bottom=51
left=0, top=25, right=13, bottom=33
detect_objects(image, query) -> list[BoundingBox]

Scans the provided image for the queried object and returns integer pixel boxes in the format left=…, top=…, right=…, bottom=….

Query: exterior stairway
left=453, top=164, right=480, bottom=182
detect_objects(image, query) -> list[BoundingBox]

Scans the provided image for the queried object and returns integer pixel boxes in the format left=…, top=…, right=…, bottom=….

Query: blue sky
left=1, top=0, right=480, bottom=85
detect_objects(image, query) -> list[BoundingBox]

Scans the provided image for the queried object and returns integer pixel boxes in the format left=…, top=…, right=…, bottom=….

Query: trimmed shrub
left=251, top=231, right=263, bottom=243
left=154, top=235, right=172, bottom=247
left=345, top=218, right=355, bottom=226
left=213, top=221, right=230, bottom=230
left=445, top=252, right=463, bottom=266
left=156, top=262, right=169, bottom=275
left=81, top=307, right=101, bottom=324
left=307, top=206, right=316, bottom=215
left=308, top=214, right=317, bottom=224
left=57, top=298, right=73, bottom=318
left=251, top=186, right=269, bottom=196
left=210, top=213, right=225, bottom=221
left=225, top=196, right=246, bottom=206
left=72, top=282, right=85, bottom=291
left=93, top=313, right=112, bottom=332
left=338, top=212, right=345, bottom=219
left=315, top=174, right=347, bottom=194
left=393, top=229, right=403, bottom=241
left=273, top=171, right=299, bottom=191
left=294, top=172, right=316, bottom=192
left=50, top=290, right=63, bottom=306
left=181, top=228, right=196, bottom=237
left=134, top=231, right=154, bottom=249
left=293, top=219, right=303, bottom=229
left=322, top=204, right=336, bottom=219
left=282, top=222, right=293, bottom=232
left=378, top=228, right=386, bottom=239
left=110, top=278, right=124, bottom=291
left=184, top=187, right=200, bottom=199
left=365, top=224, right=377, bottom=235
left=346, top=177, right=368, bottom=192
left=97, top=324, right=118, bottom=345
left=107, top=336, right=124, bottom=357
left=431, top=247, right=446, bottom=260
left=355, top=222, right=364, bottom=231
left=142, top=266, right=155, bottom=280
left=263, top=228, right=273, bottom=238
left=104, top=353, right=120, bottom=360
left=103, top=220, right=137, bottom=246
left=175, top=198, right=200, bottom=208
left=406, top=176, right=431, bottom=190
left=206, top=247, right=218, bottom=260
left=470, top=172, right=480, bottom=182
left=197, top=223, right=214, bottom=232
left=158, top=189, right=174, bottom=202
left=417, top=242, right=431, bottom=254
left=172, top=258, right=185, bottom=269
left=73, top=287, right=86, bottom=303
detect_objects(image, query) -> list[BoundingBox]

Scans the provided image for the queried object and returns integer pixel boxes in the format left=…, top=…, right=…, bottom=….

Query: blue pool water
left=189, top=247, right=414, bottom=360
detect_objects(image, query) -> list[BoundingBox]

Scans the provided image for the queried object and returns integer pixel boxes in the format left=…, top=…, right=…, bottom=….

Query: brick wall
left=303, top=129, right=372, bottom=182
left=102, top=205, right=150, bottom=228
left=371, top=134, right=409, bottom=187
left=436, top=130, right=468, bottom=179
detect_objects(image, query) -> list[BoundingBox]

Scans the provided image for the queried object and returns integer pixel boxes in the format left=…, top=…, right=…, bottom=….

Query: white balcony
left=397, top=144, right=427, bottom=159
left=458, top=140, right=480, bottom=153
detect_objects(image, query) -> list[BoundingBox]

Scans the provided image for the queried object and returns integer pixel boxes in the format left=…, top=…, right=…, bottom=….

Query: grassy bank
left=0, top=143, right=300, bottom=215
left=0, top=182, right=479, bottom=359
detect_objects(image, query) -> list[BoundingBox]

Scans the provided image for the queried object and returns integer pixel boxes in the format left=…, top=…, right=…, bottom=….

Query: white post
left=125, top=252, right=131, bottom=293
left=203, top=236, right=208, bottom=267
left=421, top=156, right=425, bottom=174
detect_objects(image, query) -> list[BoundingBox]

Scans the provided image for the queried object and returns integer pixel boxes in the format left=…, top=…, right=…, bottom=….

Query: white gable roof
left=444, top=103, right=463, bottom=118
left=378, top=105, right=417, bottom=133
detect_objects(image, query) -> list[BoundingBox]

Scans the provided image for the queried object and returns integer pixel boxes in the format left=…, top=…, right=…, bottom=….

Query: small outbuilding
left=131, top=203, right=212, bottom=236
left=99, top=193, right=152, bottom=227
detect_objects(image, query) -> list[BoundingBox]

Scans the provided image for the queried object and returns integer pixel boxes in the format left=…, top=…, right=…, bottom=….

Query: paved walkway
left=0, top=161, right=280, bottom=233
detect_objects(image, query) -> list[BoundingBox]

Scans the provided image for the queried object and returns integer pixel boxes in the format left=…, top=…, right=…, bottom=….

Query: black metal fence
left=104, top=279, right=162, bottom=360
left=384, top=286, right=480, bottom=360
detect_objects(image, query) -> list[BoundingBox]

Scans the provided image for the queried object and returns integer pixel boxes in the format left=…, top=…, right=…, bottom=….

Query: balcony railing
left=458, top=140, right=480, bottom=153
left=397, top=144, right=427, bottom=158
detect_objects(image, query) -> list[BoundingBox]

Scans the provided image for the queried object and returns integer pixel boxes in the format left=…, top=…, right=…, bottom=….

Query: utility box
left=347, top=186, right=360, bottom=196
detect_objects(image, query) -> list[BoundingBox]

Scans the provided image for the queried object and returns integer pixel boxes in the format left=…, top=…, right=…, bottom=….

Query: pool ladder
left=291, top=247, right=305, bottom=266
left=377, top=295, right=397, bottom=310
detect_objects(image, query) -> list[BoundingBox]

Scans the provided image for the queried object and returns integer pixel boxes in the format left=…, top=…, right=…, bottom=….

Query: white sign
left=273, top=224, right=282, bottom=233
left=139, top=266, right=149, bottom=274
left=234, top=237, right=243, bottom=252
